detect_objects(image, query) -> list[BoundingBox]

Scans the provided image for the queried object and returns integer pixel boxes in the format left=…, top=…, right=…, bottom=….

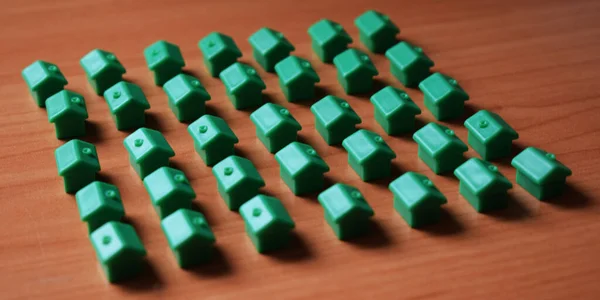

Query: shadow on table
left=184, top=246, right=234, bottom=278
left=264, top=231, right=313, bottom=263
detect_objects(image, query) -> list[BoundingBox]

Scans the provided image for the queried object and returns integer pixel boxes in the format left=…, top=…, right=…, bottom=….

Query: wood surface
left=1, top=0, right=599, bottom=299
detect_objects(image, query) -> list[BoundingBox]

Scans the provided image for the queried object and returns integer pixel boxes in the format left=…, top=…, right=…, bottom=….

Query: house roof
left=308, top=19, right=353, bottom=48
left=55, top=139, right=101, bottom=176
left=219, top=62, right=266, bottom=95
left=511, top=147, right=572, bottom=184
left=240, top=194, right=295, bottom=236
left=318, top=183, right=374, bottom=223
left=250, top=103, right=302, bottom=138
left=274, top=142, right=330, bottom=177
left=104, top=81, right=150, bottom=114
left=90, top=221, right=146, bottom=264
left=413, top=123, right=468, bottom=158
left=198, top=32, right=242, bottom=61
left=342, top=129, right=396, bottom=162
left=187, top=115, right=238, bottom=150
left=144, top=40, right=185, bottom=71
left=419, top=72, right=469, bottom=105
left=464, top=110, right=518, bottom=144
left=143, top=167, right=195, bottom=206
left=212, top=155, right=265, bottom=192
left=22, top=60, right=68, bottom=91
left=161, top=208, right=216, bottom=249
left=389, top=172, right=447, bottom=211
left=163, top=74, right=211, bottom=106
left=123, top=127, right=175, bottom=163
left=333, top=48, right=378, bottom=78
left=454, top=158, right=512, bottom=195
left=248, top=27, right=295, bottom=56
left=385, top=41, right=434, bottom=70
left=46, top=90, right=88, bottom=123
left=311, top=95, right=361, bottom=128
left=80, top=49, right=126, bottom=80
left=76, top=181, right=124, bottom=222
left=370, top=86, right=421, bottom=118
left=354, top=10, right=400, bottom=38
left=274, top=55, right=320, bottom=85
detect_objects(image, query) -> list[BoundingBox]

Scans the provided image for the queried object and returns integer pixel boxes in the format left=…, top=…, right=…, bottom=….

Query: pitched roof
left=250, top=103, right=302, bottom=137
left=144, top=40, right=185, bottom=70
left=90, top=221, right=146, bottom=264
left=76, top=181, right=124, bottom=222
left=308, top=19, right=353, bottom=47
left=240, top=194, right=295, bottom=236
left=389, top=172, right=447, bottom=211
left=464, top=110, right=518, bottom=144
left=46, top=90, right=88, bottom=122
left=161, top=209, right=216, bottom=248
left=370, top=86, right=421, bottom=118
left=419, top=72, right=469, bottom=105
left=311, top=95, right=361, bottom=128
left=55, top=139, right=101, bottom=176
left=163, top=74, right=211, bottom=106
left=354, top=10, right=400, bottom=37
left=143, top=167, right=195, bottom=206
left=198, top=32, right=242, bottom=60
left=123, top=127, right=175, bottom=162
left=104, top=81, right=150, bottom=114
left=413, top=123, right=468, bottom=157
left=212, top=155, right=265, bottom=191
left=318, top=183, right=374, bottom=223
left=248, top=27, right=295, bottom=55
left=219, top=62, right=266, bottom=94
left=274, top=142, right=330, bottom=177
left=22, top=60, right=68, bottom=91
left=187, top=115, right=238, bottom=149
left=80, top=49, right=126, bottom=79
left=454, top=158, right=512, bottom=195
left=385, top=41, right=434, bottom=70
left=274, top=55, right=320, bottom=84
left=511, top=147, right=572, bottom=184
left=333, top=48, right=378, bottom=77
left=342, top=129, right=396, bottom=162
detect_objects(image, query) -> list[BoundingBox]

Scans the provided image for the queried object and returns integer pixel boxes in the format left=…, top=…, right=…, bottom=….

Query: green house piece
left=454, top=158, right=513, bottom=212
left=311, top=95, right=362, bottom=145
left=250, top=103, right=302, bottom=153
left=90, top=221, right=146, bottom=283
left=354, top=10, right=400, bottom=53
left=80, top=49, right=126, bottom=95
left=385, top=42, right=434, bottom=88
left=370, top=86, right=421, bottom=135
left=163, top=74, right=211, bottom=122
left=187, top=115, right=239, bottom=166
left=220, top=62, right=266, bottom=110
left=249, top=27, right=295, bottom=72
left=161, top=208, right=216, bottom=268
left=104, top=81, right=150, bottom=130
left=333, top=49, right=378, bottom=95
left=46, top=90, right=88, bottom=139
left=213, top=155, right=265, bottom=211
left=143, top=167, right=195, bottom=219
left=342, top=129, right=396, bottom=181
left=76, top=181, right=125, bottom=232
left=308, top=19, right=353, bottom=63
left=274, top=55, right=320, bottom=102
left=511, top=147, right=572, bottom=200
left=275, top=142, right=330, bottom=195
left=464, top=110, right=519, bottom=160
left=419, top=73, right=469, bottom=121
left=198, top=32, right=242, bottom=77
left=389, top=172, right=447, bottom=228
left=22, top=60, right=68, bottom=107
left=123, top=127, right=175, bottom=179
left=413, top=123, right=468, bottom=174
left=55, top=139, right=101, bottom=194
left=144, top=40, right=185, bottom=86
left=239, top=194, right=295, bottom=253
left=318, top=183, right=374, bottom=240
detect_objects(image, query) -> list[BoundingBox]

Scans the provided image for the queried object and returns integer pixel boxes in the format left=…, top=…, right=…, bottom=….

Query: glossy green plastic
left=46, top=90, right=88, bottom=139
left=413, top=123, right=468, bottom=174
left=212, top=155, right=265, bottom=211
left=250, top=103, right=302, bottom=153
left=249, top=27, right=295, bottom=72
left=188, top=115, right=239, bottom=166
left=318, top=183, right=374, bottom=240
left=370, top=86, right=421, bottom=135
left=419, top=73, right=469, bottom=121
left=454, top=158, right=512, bottom=212
left=311, top=95, right=361, bottom=145
left=308, top=19, right=353, bottom=63
left=385, top=42, right=434, bottom=87
left=274, top=55, right=320, bottom=102
left=123, top=127, right=175, bottom=179
left=144, top=40, right=185, bottom=86
left=199, top=32, right=242, bottom=77
left=76, top=181, right=125, bottom=232
left=354, top=10, right=400, bottom=53
left=104, top=81, right=150, bottom=130
left=55, top=139, right=101, bottom=194
left=240, top=194, right=295, bottom=253
left=143, top=167, right=195, bottom=219
left=220, top=62, right=266, bottom=110
left=80, top=49, right=126, bottom=95
left=161, top=208, right=216, bottom=268
left=333, top=48, right=378, bottom=95
left=389, top=172, right=447, bottom=228
left=274, top=142, right=330, bottom=195
left=22, top=60, right=68, bottom=107
left=511, top=147, right=572, bottom=200
left=464, top=110, right=519, bottom=160
left=163, top=74, right=211, bottom=122
left=342, top=129, right=396, bottom=181
left=90, top=221, right=146, bottom=283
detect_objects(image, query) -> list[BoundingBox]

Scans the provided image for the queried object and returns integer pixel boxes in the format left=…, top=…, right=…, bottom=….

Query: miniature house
left=46, top=90, right=88, bottom=139
left=123, top=127, right=175, bottom=179
left=274, top=142, right=330, bottom=195
left=413, top=123, right=468, bottom=174
left=199, top=32, right=243, bottom=77
left=144, top=40, right=186, bottom=86
left=311, top=95, right=362, bottom=145
left=333, top=48, right=379, bottom=95
left=455, top=158, right=513, bottom=212
left=342, top=129, right=396, bottom=181
left=104, top=81, right=150, bottom=130
left=143, top=166, right=196, bottom=219
left=370, top=86, right=421, bottom=135
left=464, top=110, right=519, bottom=160
left=161, top=208, right=216, bottom=268
left=220, top=62, right=266, bottom=110
left=213, top=155, right=266, bottom=211
left=22, top=60, right=68, bottom=107
left=163, top=73, right=211, bottom=122
left=249, top=27, right=295, bottom=72
left=318, top=183, right=374, bottom=240
left=55, top=139, right=101, bottom=194
left=274, top=55, right=320, bottom=102
left=511, top=147, right=572, bottom=200
left=419, top=73, right=470, bottom=121
left=308, top=19, right=353, bottom=63
left=239, top=194, right=295, bottom=253
left=389, top=172, right=447, bottom=228
left=76, top=181, right=125, bottom=232
left=250, top=103, right=302, bottom=153
left=80, top=49, right=126, bottom=95
left=354, top=10, right=400, bottom=53
left=187, top=115, right=239, bottom=166
left=385, top=41, right=434, bottom=87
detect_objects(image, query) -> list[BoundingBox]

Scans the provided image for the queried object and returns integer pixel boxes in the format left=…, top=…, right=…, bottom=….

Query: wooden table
left=1, top=0, right=599, bottom=299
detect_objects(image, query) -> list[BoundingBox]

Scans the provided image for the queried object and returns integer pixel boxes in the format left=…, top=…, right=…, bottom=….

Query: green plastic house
left=455, top=158, right=513, bottom=212
left=311, top=95, right=362, bottom=145
left=220, top=62, right=266, bottom=110
left=161, top=208, right=216, bottom=268
left=144, top=40, right=185, bottom=86
left=143, top=166, right=196, bottom=219
left=123, top=127, right=175, bottom=179
left=464, top=110, right=519, bottom=160
left=385, top=41, right=434, bottom=88
left=342, top=129, right=396, bottom=181
left=198, top=32, right=242, bottom=77
left=76, top=181, right=125, bottom=232
left=46, top=90, right=88, bottom=139
left=239, top=194, right=295, bottom=253
left=413, top=123, right=468, bottom=174
left=80, top=49, right=126, bottom=95
left=511, top=147, right=572, bottom=200
left=274, top=55, right=320, bottom=102
left=55, top=139, right=101, bottom=194
left=370, top=86, right=421, bottom=135
left=163, top=74, right=211, bottom=122
left=354, top=10, right=400, bottom=53
left=419, top=73, right=469, bottom=121
left=22, top=60, right=68, bottom=107
left=250, top=103, right=302, bottom=153
left=212, top=155, right=266, bottom=211
left=389, top=172, right=447, bottom=228
left=104, top=81, right=150, bottom=130
left=188, top=115, right=239, bottom=166
left=333, top=48, right=378, bottom=95
left=274, top=142, right=330, bottom=195
left=318, top=183, right=374, bottom=240
left=308, top=19, right=353, bottom=63
left=249, top=27, right=295, bottom=72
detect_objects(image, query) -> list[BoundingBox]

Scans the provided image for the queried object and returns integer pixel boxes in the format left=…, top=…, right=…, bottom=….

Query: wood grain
left=1, top=0, right=599, bottom=299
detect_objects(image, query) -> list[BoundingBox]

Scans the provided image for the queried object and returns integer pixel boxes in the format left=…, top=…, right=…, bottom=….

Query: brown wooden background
left=1, top=0, right=599, bottom=299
